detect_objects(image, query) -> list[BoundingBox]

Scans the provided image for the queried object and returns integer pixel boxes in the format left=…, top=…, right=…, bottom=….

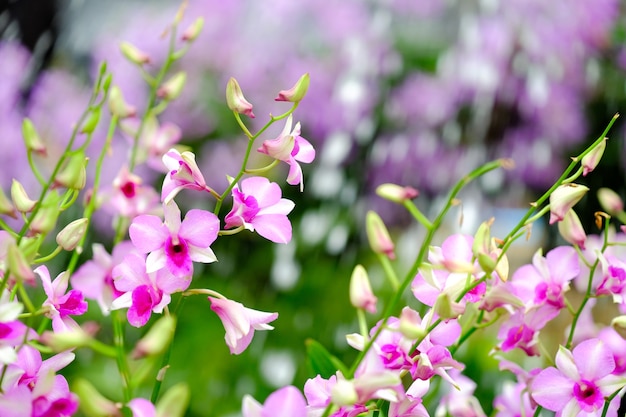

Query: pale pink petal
left=188, top=246, right=218, bottom=264
left=286, top=160, right=304, bottom=191
left=71, top=260, right=105, bottom=299
left=128, top=398, right=156, bottom=417
left=163, top=200, right=182, bottom=236
left=294, top=137, right=315, bottom=163
left=261, top=386, right=307, bottom=417
left=531, top=367, right=573, bottom=411
left=546, top=246, right=580, bottom=284
left=113, top=253, right=150, bottom=292
left=242, top=395, right=263, bottom=417
left=145, top=250, right=167, bottom=274
left=0, top=385, right=32, bottom=417
left=155, top=269, right=190, bottom=294
left=257, top=199, right=295, bottom=216
left=572, top=338, right=615, bottom=380
left=179, top=209, right=220, bottom=247
left=560, top=399, right=581, bottom=417
left=252, top=214, right=292, bottom=243
left=241, top=177, right=281, bottom=208
left=555, top=345, right=579, bottom=381
left=442, top=234, right=473, bottom=264
left=129, top=215, right=168, bottom=253
left=34, top=266, right=54, bottom=302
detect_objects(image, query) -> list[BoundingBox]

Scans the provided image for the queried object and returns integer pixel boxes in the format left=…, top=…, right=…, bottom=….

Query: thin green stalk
left=113, top=310, right=133, bottom=402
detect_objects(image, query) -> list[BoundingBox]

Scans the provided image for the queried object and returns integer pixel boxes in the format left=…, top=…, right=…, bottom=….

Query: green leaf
left=305, top=338, right=349, bottom=378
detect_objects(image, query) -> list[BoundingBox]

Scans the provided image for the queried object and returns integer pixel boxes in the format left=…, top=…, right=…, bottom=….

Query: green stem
left=113, top=310, right=133, bottom=402
left=403, top=200, right=433, bottom=230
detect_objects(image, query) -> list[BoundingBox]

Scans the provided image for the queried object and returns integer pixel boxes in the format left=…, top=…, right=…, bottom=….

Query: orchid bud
left=56, top=218, right=89, bottom=251
left=434, top=292, right=463, bottom=320
left=399, top=307, right=425, bottom=340
left=41, top=326, right=91, bottom=351
left=558, top=209, right=586, bottom=249
left=549, top=183, right=589, bottom=224
left=376, top=183, right=419, bottom=204
left=226, top=77, right=255, bottom=118
left=108, top=86, right=136, bottom=118
left=0, top=187, right=15, bottom=218
left=366, top=211, right=395, bottom=260
left=275, top=73, right=310, bottom=103
left=80, top=107, right=101, bottom=134
left=55, top=152, right=87, bottom=190
left=157, top=72, right=186, bottom=101
left=182, top=17, right=204, bottom=42
left=22, top=118, right=46, bottom=155
left=73, top=378, right=120, bottom=417
left=349, top=265, right=377, bottom=313
left=597, top=188, right=623, bottom=215
left=330, top=379, right=358, bottom=406
left=30, top=190, right=61, bottom=234
left=120, top=41, right=151, bottom=65
left=472, top=219, right=492, bottom=258
left=581, top=137, right=606, bottom=176
left=11, top=179, right=36, bottom=213
left=156, top=383, right=190, bottom=417
left=7, top=243, right=34, bottom=285
left=132, top=315, right=176, bottom=359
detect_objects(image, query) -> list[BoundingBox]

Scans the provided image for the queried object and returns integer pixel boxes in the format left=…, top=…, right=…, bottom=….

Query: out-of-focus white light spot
left=322, top=132, right=352, bottom=166
left=338, top=78, right=365, bottom=106
left=300, top=211, right=332, bottom=245
left=326, top=224, right=349, bottom=254
left=260, top=351, right=296, bottom=388
left=531, top=140, right=551, bottom=168
left=311, top=168, right=344, bottom=198
left=271, top=242, right=300, bottom=291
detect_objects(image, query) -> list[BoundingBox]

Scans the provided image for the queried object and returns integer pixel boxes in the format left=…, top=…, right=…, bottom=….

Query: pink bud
left=56, top=218, right=89, bottom=251
left=275, top=73, right=310, bottom=103
left=557, top=209, right=586, bottom=249
left=549, top=183, right=589, bottom=224
left=109, top=86, right=136, bottom=118
left=120, top=41, right=151, bottom=65
left=182, top=17, right=204, bottom=42
left=581, top=137, right=607, bottom=176
left=376, top=183, right=419, bottom=203
left=132, top=315, right=176, bottom=359
left=157, top=72, right=186, bottom=101
left=7, top=243, right=35, bottom=285
left=597, top=187, right=623, bottom=214
left=349, top=265, right=377, bottom=313
left=10, top=179, right=36, bottom=213
left=22, top=118, right=46, bottom=156
left=366, top=211, right=395, bottom=260
left=55, top=152, right=87, bottom=190
left=225, top=77, right=255, bottom=118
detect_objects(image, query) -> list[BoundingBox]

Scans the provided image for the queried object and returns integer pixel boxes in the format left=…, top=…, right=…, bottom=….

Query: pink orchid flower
left=71, top=241, right=137, bottom=314
left=129, top=200, right=220, bottom=278
left=111, top=252, right=189, bottom=327
left=209, top=297, right=278, bottom=355
left=127, top=398, right=156, bottom=417
left=531, top=338, right=626, bottom=415
left=161, top=148, right=212, bottom=203
left=101, top=166, right=160, bottom=218
left=225, top=176, right=295, bottom=244
left=34, top=266, right=87, bottom=333
left=258, top=115, right=315, bottom=191
left=120, top=116, right=182, bottom=172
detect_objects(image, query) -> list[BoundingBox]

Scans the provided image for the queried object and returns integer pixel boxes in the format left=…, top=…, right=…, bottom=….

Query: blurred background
left=1, top=0, right=626, bottom=415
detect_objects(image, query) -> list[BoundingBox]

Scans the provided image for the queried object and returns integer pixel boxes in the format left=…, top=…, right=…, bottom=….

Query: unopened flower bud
left=226, top=77, right=255, bottom=118
left=434, top=292, right=463, bottom=320
left=349, top=265, right=377, bottom=313
left=366, top=211, right=395, bottom=260
left=399, top=307, right=425, bottom=340
left=22, top=118, right=46, bottom=155
left=182, top=17, right=204, bottom=42
left=558, top=209, right=586, bottom=249
left=73, top=378, right=120, bottom=417
left=331, top=379, right=358, bottom=406
left=597, top=188, right=623, bottom=215
left=549, top=183, right=589, bottom=224
left=0, top=187, right=15, bottom=218
left=275, top=73, right=310, bottom=103
left=11, top=179, right=36, bottom=213
left=132, top=315, right=176, bottom=359
left=81, top=107, right=101, bottom=134
left=156, top=383, right=190, bottom=417
left=376, top=183, right=419, bottom=203
left=7, top=243, right=34, bottom=285
left=120, top=41, right=151, bottom=65
left=612, top=315, right=626, bottom=332
left=41, top=326, right=91, bottom=351
left=30, top=190, right=61, bottom=234
left=56, top=218, right=89, bottom=251
left=157, top=72, right=186, bottom=101
left=109, top=86, right=136, bottom=118
left=581, top=138, right=607, bottom=176
left=55, top=153, right=87, bottom=190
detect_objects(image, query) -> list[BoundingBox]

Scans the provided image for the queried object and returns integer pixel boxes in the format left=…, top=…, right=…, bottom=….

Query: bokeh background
left=1, top=0, right=626, bottom=415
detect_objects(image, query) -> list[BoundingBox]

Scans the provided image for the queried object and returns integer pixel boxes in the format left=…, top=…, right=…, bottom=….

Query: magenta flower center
left=0, top=322, right=12, bottom=338
left=166, top=235, right=190, bottom=267
left=380, top=343, right=408, bottom=369
left=573, top=379, right=602, bottom=410
left=121, top=181, right=136, bottom=198
left=534, top=282, right=564, bottom=308
left=57, top=290, right=88, bottom=317
left=291, top=139, right=300, bottom=156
